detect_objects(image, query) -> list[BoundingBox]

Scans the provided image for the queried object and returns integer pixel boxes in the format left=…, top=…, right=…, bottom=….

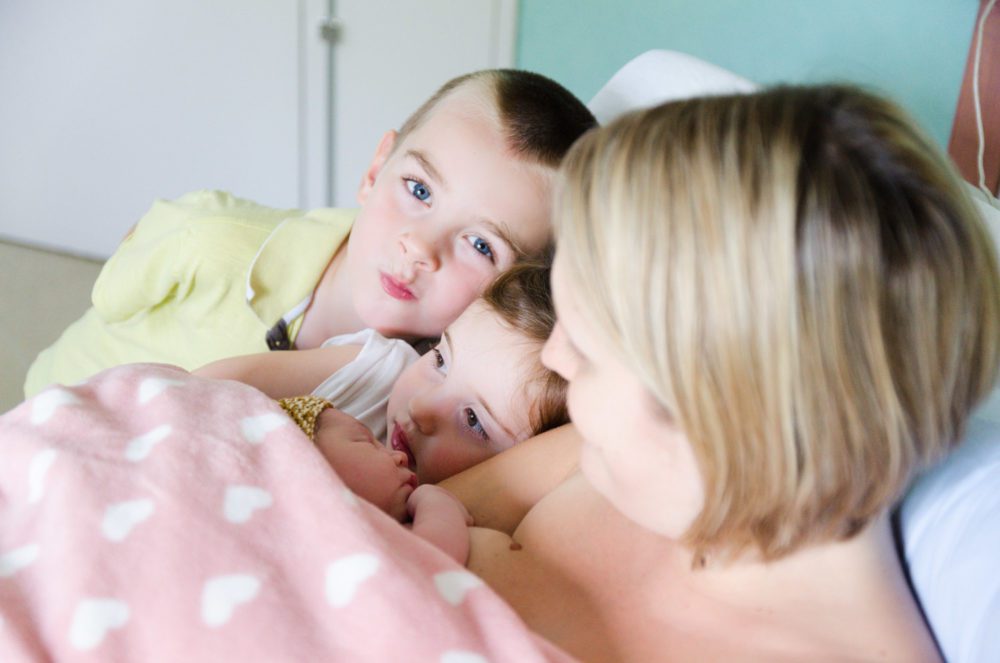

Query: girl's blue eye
left=432, top=348, right=444, bottom=369
left=468, top=235, right=494, bottom=261
left=405, top=178, right=431, bottom=203
left=464, top=407, right=488, bottom=441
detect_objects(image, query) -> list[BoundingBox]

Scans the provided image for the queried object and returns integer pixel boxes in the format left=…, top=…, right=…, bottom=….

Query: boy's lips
left=391, top=424, right=417, bottom=469
left=380, top=272, right=416, bottom=301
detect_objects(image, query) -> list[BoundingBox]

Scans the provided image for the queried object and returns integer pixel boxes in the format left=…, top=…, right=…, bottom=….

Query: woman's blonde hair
left=554, top=85, right=1000, bottom=560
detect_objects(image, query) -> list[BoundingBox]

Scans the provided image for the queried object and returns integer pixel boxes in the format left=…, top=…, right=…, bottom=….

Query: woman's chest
left=503, top=476, right=698, bottom=661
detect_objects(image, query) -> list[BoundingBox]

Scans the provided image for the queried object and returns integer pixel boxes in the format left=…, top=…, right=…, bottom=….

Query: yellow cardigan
left=25, top=190, right=354, bottom=398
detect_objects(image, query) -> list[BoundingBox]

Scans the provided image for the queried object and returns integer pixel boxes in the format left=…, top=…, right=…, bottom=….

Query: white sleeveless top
left=311, top=329, right=420, bottom=442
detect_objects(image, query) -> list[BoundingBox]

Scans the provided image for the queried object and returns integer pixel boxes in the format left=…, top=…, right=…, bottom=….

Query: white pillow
left=587, top=50, right=757, bottom=124
left=900, top=410, right=1000, bottom=663
left=968, top=185, right=1000, bottom=253
left=899, top=189, right=1000, bottom=663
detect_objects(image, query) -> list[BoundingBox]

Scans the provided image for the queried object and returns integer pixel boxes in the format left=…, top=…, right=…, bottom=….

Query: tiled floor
left=1, top=240, right=103, bottom=413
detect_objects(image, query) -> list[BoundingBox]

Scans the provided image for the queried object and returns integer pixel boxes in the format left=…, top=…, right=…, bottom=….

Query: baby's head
left=386, top=262, right=568, bottom=484
left=344, top=69, right=596, bottom=340
left=279, top=395, right=417, bottom=522
left=551, top=85, right=1000, bottom=561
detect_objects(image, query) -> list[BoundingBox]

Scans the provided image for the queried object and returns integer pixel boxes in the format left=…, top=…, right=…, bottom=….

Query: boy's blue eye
left=405, top=179, right=431, bottom=203
left=468, top=235, right=494, bottom=261
left=432, top=348, right=444, bottom=369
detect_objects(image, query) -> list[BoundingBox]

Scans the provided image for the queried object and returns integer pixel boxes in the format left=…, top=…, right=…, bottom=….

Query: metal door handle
left=319, top=17, right=343, bottom=43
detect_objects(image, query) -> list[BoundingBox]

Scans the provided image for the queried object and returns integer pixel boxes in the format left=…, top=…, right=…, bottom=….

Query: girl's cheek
left=388, top=365, right=422, bottom=413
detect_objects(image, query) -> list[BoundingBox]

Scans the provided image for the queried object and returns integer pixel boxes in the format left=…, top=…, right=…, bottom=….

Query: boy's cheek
left=429, top=270, right=488, bottom=315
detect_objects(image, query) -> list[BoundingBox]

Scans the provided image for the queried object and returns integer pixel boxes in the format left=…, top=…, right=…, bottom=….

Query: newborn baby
left=278, top=395, right=473, bottom=564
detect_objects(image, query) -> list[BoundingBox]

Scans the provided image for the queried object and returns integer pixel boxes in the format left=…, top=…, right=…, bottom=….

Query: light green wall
left=516, top=0, right=979, bottom=148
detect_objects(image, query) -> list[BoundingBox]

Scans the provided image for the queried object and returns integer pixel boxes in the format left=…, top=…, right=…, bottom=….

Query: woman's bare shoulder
left=469, top=477, right=941, bottom=663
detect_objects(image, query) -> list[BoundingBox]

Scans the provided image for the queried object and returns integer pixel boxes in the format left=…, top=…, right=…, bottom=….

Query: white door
left=0, top=1, right=516, bottom=259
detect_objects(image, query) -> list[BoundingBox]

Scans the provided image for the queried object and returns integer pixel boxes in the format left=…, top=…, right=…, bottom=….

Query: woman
left=443, top=85, right=1000, bottom=661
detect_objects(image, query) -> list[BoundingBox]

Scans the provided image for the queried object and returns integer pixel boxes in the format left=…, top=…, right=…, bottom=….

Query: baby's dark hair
left=481, top=261, right=568, bottom=435
left=398, top=69, right=597, bottom=169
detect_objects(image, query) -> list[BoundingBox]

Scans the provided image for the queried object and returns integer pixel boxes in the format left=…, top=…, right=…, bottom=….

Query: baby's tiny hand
left=407, top=484, right=474, bottom=526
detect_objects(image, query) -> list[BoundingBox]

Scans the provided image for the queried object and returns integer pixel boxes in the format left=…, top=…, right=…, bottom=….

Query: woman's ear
left=357, top=130, right=398, bottom=205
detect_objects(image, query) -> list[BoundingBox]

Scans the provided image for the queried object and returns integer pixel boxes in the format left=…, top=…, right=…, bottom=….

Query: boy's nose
left=390, top=449, right=409, bottom=467
left=399, top=231, right=441, bottom=273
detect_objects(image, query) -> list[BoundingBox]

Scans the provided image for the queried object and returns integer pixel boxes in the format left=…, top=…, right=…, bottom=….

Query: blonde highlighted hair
left=554, top=85, right=1000, bottom=560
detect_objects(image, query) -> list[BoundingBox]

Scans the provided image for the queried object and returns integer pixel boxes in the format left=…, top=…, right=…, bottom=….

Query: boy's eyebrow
left=406, top=149, right=445, bottom=188
left=443, top=329, right=519, bottom=442
left=481, top=219, right=524, bottom=257
left=406, top=149, right=524, bottom=257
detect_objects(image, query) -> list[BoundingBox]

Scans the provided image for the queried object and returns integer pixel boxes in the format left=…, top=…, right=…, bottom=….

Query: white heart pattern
left=102, top=499, right=155, bottom=542
left=137, top=377, right=185, bottom=404
left=124, top=424, right=172, bottom=462
left=240, top=412, right=289, bottom=444
left=69, top=598, right=130, bottom=651
left=28, top=448, right=58, bottom=504
left=223, top=485, right=274, bottom=523
left=325, top=554, right=381, bottom=607
left=0, top=543, right=40, bottom=578
left=441, top=652, right=489, bottom=663
left=434, top=571, right=484, bottom=606
left=201, top=574, right=261, bottom=627
left=31, top=388, right=79, bottom=425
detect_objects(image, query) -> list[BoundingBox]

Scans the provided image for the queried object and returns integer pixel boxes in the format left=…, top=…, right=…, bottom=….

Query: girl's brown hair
left=481, top=261, right=567, bottom=436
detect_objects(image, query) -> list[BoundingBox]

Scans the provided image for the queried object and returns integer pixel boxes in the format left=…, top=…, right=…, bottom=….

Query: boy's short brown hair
left=398, top=69, right=597, bottom=169
left=481, top=261, right=567, bottom=436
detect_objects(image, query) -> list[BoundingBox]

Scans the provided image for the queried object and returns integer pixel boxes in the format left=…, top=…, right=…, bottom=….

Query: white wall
left=0, top=0, right=312, bottom=258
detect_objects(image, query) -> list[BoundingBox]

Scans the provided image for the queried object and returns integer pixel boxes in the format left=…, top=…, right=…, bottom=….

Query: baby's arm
left=407, top=485, right=474, bottom=565
left=194, top=344, right=361, bottom=399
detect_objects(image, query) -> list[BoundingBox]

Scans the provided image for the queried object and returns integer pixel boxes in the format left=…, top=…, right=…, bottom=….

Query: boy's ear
left=357, top=130, right=398, bottom=205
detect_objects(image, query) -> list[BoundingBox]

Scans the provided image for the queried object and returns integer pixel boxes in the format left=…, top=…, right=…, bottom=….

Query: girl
left=198, top=262, right=567, bottom=485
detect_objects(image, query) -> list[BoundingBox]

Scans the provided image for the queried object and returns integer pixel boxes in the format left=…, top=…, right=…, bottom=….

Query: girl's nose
left=408, top=390, right=438, bottom=435
left=390, top=449, right=409, bottom=467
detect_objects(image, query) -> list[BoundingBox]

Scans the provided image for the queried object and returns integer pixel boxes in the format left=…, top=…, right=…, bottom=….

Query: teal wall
left=516, top=0, right=979, bottom=148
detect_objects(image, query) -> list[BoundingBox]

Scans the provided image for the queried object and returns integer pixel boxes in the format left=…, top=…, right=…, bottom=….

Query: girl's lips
left=391, top=424, right=417, bottom=469
left=380, top=272, right=416, bottom=301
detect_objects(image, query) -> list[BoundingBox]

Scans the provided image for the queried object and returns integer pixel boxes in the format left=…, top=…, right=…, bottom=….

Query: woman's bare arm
left=438, top=423, right=581, bottom=534
left=193, top=344, right=361, bottom=399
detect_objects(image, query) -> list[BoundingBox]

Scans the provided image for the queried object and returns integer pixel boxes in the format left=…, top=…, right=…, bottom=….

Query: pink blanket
left=0, top=364, right=573, bottom=662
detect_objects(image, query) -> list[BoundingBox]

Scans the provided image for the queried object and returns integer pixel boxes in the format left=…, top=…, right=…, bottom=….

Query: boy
left=24, top=70, right=596, bottom=397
